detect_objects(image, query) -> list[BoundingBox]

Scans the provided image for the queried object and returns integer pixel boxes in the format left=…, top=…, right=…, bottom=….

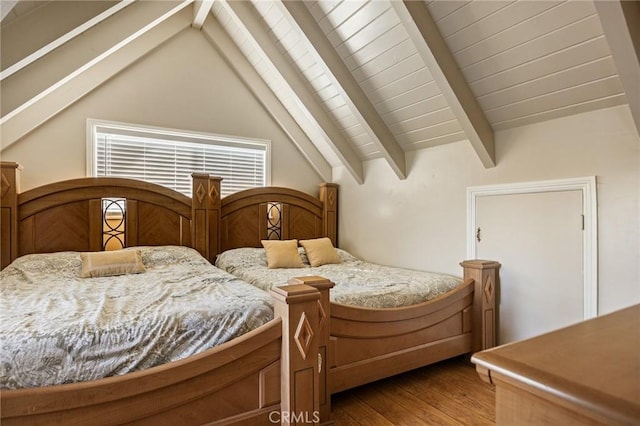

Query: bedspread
left=0, top=246, right=273, bottom=390
left=215, top=248, right=462, bottom=309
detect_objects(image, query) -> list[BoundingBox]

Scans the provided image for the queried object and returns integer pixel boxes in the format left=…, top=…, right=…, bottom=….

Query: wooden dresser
left=472, top=304, right=640, bottom=425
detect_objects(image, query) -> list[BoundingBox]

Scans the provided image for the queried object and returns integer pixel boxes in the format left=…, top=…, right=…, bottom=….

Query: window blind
left=94, top=128, right=267, bottom=197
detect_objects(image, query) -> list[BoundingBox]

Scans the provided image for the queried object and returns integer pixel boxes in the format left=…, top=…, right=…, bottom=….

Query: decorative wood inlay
left=0, top=172, right=10, bottom=198
left=317, top=300, right=327, bottom=333
left=195, top=183, right=206, bottom=205
left=484, top=275, right=495, bottom=304
left=294, top=312, right=315, bottom=360
left=209, top=182, right=219, bottom=202
left=327, top=191, right=335, bottom=208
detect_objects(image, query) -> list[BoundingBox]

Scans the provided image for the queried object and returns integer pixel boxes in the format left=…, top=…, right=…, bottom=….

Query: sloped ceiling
left=1, top=0, right=638, bottom=183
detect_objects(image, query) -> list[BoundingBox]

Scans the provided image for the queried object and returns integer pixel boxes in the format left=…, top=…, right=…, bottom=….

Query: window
left=87, top=120, right=270, bottom=197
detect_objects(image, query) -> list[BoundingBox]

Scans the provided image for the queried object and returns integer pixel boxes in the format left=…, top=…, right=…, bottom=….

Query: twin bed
left=0, top=161, right=500, bottom=425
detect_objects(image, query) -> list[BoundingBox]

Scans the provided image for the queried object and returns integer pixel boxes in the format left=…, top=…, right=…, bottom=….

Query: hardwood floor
left=331, top=356, right=496, bottom=425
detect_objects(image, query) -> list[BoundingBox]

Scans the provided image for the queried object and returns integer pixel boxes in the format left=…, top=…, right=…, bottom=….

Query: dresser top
left=472, top=304, right=640, bottom=423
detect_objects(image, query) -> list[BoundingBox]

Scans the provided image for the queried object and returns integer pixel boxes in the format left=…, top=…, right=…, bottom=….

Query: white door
left=476, top=190, right=584, bottom=344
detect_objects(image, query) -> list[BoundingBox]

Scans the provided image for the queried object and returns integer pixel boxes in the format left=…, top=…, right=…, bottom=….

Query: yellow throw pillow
left=299, top=238, right=341, bottom=267
left=261, top=239, right=304, bottom=269
left=81, top=249, right=146, bottom=278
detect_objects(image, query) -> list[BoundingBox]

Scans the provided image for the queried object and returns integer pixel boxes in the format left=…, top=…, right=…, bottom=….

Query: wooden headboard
left=0, top=162, right=221, bottom=268
left=0, top=162, right=338, bottom=267
left=218, top=183, right=338, bottom=258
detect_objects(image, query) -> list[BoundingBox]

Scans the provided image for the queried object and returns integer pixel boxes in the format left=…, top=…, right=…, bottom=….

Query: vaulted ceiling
left=1, top=0, right=638, bottom=183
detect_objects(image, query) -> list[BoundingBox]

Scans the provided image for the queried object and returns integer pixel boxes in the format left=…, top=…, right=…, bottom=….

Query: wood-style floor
left=331, top=356, right=496, bottom=425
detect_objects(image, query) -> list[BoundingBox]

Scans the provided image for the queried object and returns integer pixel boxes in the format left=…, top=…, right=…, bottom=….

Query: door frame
left=467, top=177, right=598, bottom=319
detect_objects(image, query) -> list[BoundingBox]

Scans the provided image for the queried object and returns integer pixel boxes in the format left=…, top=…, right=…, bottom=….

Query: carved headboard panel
left=218, top=184, right=338, bottom=258
left=16, top=179, right=193, bottom=255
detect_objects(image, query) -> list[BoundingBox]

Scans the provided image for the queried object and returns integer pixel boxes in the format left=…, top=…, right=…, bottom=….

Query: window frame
left=86, top=119, right=271, bottom=196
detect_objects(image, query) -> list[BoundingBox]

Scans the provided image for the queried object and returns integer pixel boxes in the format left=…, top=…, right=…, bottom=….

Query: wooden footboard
left=290, top=260, right=500, bottom=398
left=2, top=321, right=281, bottom=425
left=327, top=281, right=475, bottom=393
left=1, top=284, right=323, bottom=426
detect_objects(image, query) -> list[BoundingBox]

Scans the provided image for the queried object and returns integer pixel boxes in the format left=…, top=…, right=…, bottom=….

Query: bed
left=214, top=183, right=500, bottom=418
left=0, top=162, right=324, bottom=425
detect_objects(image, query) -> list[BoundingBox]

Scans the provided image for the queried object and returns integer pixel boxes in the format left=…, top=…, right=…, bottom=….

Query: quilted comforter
left=0, top=246, right=274, bottom=390
left=215, top=247, right=463, bottom=309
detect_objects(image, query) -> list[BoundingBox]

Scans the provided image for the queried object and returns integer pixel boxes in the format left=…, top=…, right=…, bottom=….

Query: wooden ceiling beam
left=201, top=18, right=333, bottom=182
left=192, top=0, right=214, bottom=30
left=220, top=0, right=364, bottom=184
left=280, top=0, right=407, bottom=180
left=1, top=1, right=135, bottom=81
left=392, top=0, right=496, bottom=168
left=594, top=0, right=640, bottom=138
left=0, top=1, right=193, bottom=151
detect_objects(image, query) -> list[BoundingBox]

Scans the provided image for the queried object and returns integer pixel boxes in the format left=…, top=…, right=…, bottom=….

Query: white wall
left=335, top=105, right=640, bottom=315
left=1, top=27, right=323, bottom=194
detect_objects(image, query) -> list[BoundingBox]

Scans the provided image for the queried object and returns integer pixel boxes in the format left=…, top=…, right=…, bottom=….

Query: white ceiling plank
left=392, top=0, right=495, bottom=168
left=0, top=2, right=193, bottom=150
left=342, top=24, right=408, bottom=72
left=442, top=1, right=562, bottom=54
left=192, top=0, right=214, bottom=29
left=389, top=106, right=457, bottom=134
left=453, top=2, right=594, bottom=69
left=593, top=0, right=640, bottom=138
left=351, top=39, right=416, bottom=82
left=201, top=17, right=333, bottom=182
left=436, top=0, right=514, bottom=39
left=329, top=0, right=389, bottom=45
left=281, top=0, right=407, bottom=179
left=427, top=1, right=470, bottom=22
left=492, top=94, right=628, bottom=131
left=334, top=8, right=398, bottom=56
left=375, top=83, right=442, bottom=115
left=461, top=16, right=603, bottom=84
left=396, top=119, right=463, bottom=145
left=406, top=131, right=467, bottom=151
left=485, top=75, right=625, bottom=123
left=477, top=56, right=619, bottom=111
left=469, top=36, right=612, bottom=96
left=220, top=0, right=364, bottom=184
left=368, top=68, right=432, bottom=105
left=359, top=53, right=425, bottom=93
left=383, top=95, right=450, bottom=123
left=319, top=0, right=367, bottom=35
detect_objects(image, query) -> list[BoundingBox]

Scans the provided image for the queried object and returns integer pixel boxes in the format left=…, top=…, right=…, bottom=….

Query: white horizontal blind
left=93, top=125, right=267, bottom=197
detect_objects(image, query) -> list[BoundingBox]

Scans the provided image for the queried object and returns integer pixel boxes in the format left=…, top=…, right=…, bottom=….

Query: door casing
left=467, top=176, right=598, bottom=319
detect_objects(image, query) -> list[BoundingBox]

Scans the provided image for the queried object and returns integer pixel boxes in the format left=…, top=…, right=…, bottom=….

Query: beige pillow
left=261, top=239, right=304, bottom=269
left=299, top=238, right=341, bottom=267
left=81, top=249, right=146, bottom=278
